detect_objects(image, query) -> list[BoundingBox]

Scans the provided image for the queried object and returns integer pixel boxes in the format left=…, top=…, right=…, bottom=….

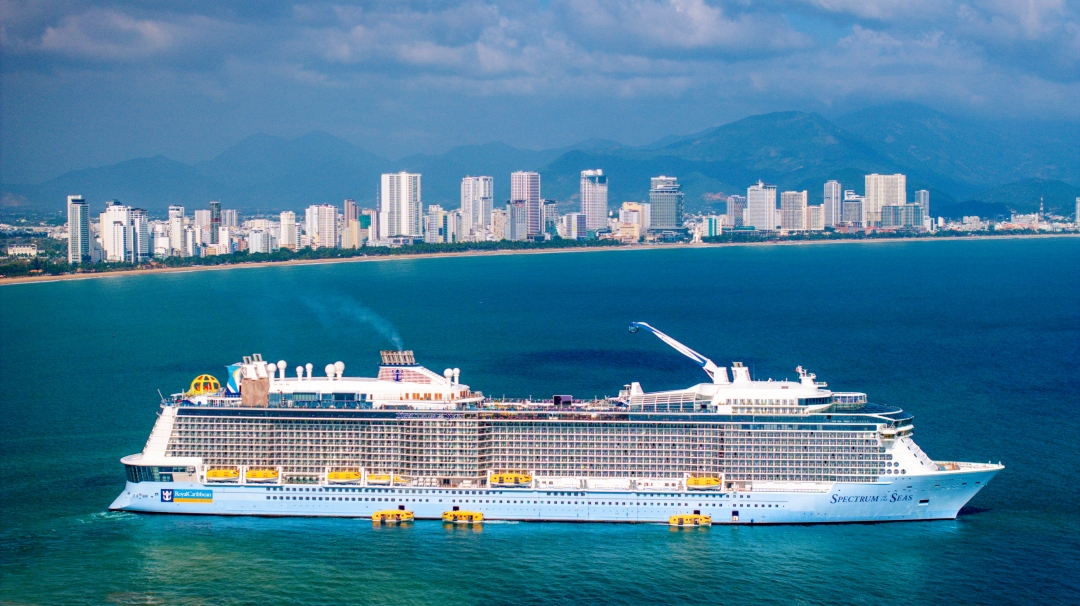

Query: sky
left=2, top=0, right=1079, bottom=184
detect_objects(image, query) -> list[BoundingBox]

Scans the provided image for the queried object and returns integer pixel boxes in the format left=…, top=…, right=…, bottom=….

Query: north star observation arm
left=629, top=322, right=728, bottom=384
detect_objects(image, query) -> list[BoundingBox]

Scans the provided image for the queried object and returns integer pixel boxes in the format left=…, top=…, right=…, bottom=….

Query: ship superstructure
left=110, top=324, right=1002, bottom=524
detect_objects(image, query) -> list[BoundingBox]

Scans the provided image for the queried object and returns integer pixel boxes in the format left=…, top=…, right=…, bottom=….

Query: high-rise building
left=726, top=195, right=747, bottom=227
left=67, top=195, right=90, bottom=264
left=343, top=199, right=359, bottom=223
left=209, top=201, right=221, bottom=244
left=461, top=176, right=494, bottom=236
left=864, top=174, right=906, bottom=228
left=279, top=211, right=297, bottom=249
left=824, top=180, right=841, bottom=227
left=543, top=200, right=559, bottom=234
left=424, top=205, right=449, bottom=243
left=649, top=176, right=684, bottom=230
left=491, top=208, right=508, bottom=241
left=362, top=208, right=380, bottom=243
left=807, top=205, right=825, bottom=231
left=881, top=204, right=924, bottom=228
left=746, top=181, right=777, bottom=231
left=618, top=201, right=651, bottom=241
left=580, top=170, right=608, bottom=231
left=194, top=209, right=211, bottom=245
left=841, top=190, right=866, bottom=227
left=780, top=191, right=808, bottom=231
left=183, top=226, right=197, bottom=257
left=381, top=172, right=422, bottom=237
left=702, top=216, right=723, bottom=237
left=561, top=213, right=587, bottom=240
left=248, top=230, right=273, bottom=254
left=131, top=208, right=150, bottom=263
left=842, top=199, right=865, bottom=227
left=916, top=190, right=930, bottom=218
left=168, top=206, right=185, bottom=255
left=510, top=172, right=542, bottom=236
left=313, top=204, right=339, bottom=248
left=341, top=199, right=361, bottom=249
left=505, top=201, right=529, bottom=241
left=221, top=209, right=239, bottom=228
left=100, top=203, right=132, bottom=263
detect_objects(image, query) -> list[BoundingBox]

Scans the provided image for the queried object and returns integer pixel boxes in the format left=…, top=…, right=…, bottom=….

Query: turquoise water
left=1, top=239, right=1078, bottom=605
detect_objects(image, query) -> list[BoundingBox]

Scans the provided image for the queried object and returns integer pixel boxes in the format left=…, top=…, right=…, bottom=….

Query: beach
left=3, top=232, right=1076, bottom=286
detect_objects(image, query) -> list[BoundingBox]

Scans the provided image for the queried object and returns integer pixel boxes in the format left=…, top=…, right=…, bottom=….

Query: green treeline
left=0, top=238, right=624, bottom=278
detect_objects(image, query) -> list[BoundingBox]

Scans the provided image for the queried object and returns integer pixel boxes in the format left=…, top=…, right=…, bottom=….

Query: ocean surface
left=1, top=238, right=1078, bottom=605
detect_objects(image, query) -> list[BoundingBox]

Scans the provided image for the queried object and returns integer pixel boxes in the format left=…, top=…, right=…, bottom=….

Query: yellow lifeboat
left=669, top=513, right=712, bottom=527
left=442, top=510, right=483, bottom=524
left=687, top=476, right=722, bottom=490
left=206, top=468, right=239, bottom=482
left=367, top=474, right=408, bottom=486
left=372, top=510, right=414, bottom=524
left=490, top=472, right=532, bottom=487
left=328, top=471, right=362, bottom=484
left=245, top=469, right=278, bottom=483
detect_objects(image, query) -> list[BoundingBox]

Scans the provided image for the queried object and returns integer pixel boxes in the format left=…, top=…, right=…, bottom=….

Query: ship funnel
left=731, top=362, right=751, bottom=383
left=380, top=350, right=416, bottom=366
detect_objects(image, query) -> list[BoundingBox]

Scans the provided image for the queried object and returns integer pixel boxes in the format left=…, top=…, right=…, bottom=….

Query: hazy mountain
left=969, top=178, right=1080, bottom=214
left=835, top=103, right=1080, bottom=194
left=5, top=155, right=227, bottom=211
left=194, top=131, right=389, bottom=208
left=534, top=112, right=965, bottom=212
left=4, top=104, right=1077, bottom=216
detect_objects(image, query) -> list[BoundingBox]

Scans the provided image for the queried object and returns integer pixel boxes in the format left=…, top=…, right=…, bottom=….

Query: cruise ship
left=110, top=323, right=1002, bottom=524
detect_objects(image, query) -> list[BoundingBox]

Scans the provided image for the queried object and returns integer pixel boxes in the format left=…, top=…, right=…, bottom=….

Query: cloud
left=1, top=1, right=1078, bottom=182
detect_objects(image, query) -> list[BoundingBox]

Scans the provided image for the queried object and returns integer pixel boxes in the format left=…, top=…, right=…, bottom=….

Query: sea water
left=1, top=238, right=1078, bottom=605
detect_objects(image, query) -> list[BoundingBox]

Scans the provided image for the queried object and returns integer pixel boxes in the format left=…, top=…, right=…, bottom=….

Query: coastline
left=2, top=232, right=1076, bottom=286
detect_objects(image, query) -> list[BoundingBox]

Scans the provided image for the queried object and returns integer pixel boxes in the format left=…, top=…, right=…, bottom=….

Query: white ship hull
left=110, top=465, right=1000, bottom=524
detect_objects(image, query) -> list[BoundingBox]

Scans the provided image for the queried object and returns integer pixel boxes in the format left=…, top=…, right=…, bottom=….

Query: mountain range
left=4, top=103, right=1079, bottom=218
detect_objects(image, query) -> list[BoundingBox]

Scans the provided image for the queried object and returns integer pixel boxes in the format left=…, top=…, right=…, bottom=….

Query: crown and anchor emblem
left=161, top=490, right=173, bottom=502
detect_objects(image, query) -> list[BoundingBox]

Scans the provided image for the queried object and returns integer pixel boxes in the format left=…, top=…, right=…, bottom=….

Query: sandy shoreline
left=2, top=233, right=1076, bottom=286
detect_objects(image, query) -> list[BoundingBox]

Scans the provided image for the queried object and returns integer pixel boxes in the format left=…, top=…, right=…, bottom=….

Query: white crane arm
left=629, top=322, right=727, bottom=384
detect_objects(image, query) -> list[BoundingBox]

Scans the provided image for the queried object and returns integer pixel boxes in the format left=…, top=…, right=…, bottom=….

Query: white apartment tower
left=511, top=171, right=542, bottom=237
left=67, top=195, right=90, bottom=264
left=168, top=206, right=185, bottom=256
left=780, top=191, right=808, bottom=231
left=865, top=174, right=907, bottom=228
left=279, top=211, right=297, bottom=249
left=824, top=180, right=841, bottom=227
left=381, top=172, right=422, bottom=237
left=580, top=169, right=608, bottom=231
left=746, top=181, right=777, bottom=231
left=131, top=208, right=150, bottom=263
left=99, top=203, right=132, bottom=263
left=312, top=204, right=339, bottom=248
left=461, top=176, right=494, bottom=234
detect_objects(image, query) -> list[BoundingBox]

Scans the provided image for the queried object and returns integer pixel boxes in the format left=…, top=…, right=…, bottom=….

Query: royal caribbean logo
left=161, top=489, right=213, bottom=503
